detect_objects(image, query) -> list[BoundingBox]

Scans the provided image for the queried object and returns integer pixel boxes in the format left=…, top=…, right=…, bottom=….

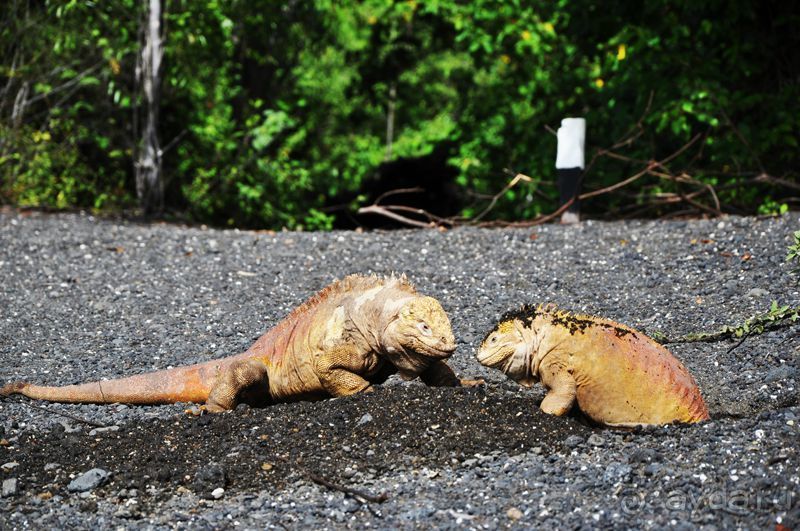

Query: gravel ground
left=0, top=210, right=798, bottom=529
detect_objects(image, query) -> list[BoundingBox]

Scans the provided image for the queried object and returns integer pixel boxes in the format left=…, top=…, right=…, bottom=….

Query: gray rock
left=357, top=413, right=373, bottom=426
left=67, top=468, right=110, bottom=493
left=764, top=365, right=796, bottom=383
left=587, top=434, right=605, bottom=447
left=746, top=288, right=769, bottom=298
left=194, top=463, right=227, bottom=494
left=644, top=463, right=662, bottom=476
left=603, top=462, right=632, bottom=482
left=2, top=478, right=17, bottom=497
left=564, top=435, right=584, bottom=448
left=88, top=425, right=120, bottom=436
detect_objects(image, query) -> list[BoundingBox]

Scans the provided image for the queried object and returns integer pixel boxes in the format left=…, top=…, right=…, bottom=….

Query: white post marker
left=555, top=117, right=586, bottom=224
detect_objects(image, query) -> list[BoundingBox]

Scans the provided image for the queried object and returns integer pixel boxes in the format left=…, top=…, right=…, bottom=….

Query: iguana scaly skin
left=1, top=274, right=465, bottom=412
left=476, top=305, right=709, bottom=426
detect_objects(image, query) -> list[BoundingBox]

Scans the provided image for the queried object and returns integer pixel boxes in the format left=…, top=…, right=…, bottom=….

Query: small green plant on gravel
left=722, top=301, right=799, bottom=339
left=658, top=233, right=800, bottom=344
left=657, top=300, right=799, bottom=344
left=787, top=230, right=800, bottom=275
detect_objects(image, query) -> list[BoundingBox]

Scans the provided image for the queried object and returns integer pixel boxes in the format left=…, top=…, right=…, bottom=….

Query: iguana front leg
left=205, top=358, right=270, bottom=412
left=539, top=364, right=577, bottom=416
left=314, top=344, right=374, bottom=397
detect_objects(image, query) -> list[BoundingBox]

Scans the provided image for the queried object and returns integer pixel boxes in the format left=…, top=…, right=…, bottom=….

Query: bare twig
left=5, top=399, right=108, bottom=428
left=274, top=454, right=389, bottom=504
left=755, top=173, right=800, bottom=192
left=726, top=332, right=750, bottom=354
left=307, top=471, right=389, bottom=504
left=357, top=205, right=435, bottom=228
left=379, top=204, right=454, bottom=226
left=357, top=96, right=788, bottom=228
left=713, top=96, right=765, bottom=173
left=579, top=166, right=651, bottom=200
left=160, top=128, right=188, bottom=156
left=475, top=130, right=709, bottom=227
left=23, top=62, right=103, bottom=106
left=373, top=187, right=424, bottom=205
left=469, top=173, right=533, bottom=223
left=358, top=185, right=460, bottom=228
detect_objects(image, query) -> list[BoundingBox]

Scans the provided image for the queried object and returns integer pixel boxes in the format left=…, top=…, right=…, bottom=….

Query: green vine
left=787, top=230, right=800, bottom=275
left=656, top=301, right=800, bottom=344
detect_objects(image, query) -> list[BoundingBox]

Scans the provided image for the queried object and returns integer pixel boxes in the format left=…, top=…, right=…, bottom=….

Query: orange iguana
left=477, top=305, right=709, bottom=426
left=2, top=274, right=467, bottom=412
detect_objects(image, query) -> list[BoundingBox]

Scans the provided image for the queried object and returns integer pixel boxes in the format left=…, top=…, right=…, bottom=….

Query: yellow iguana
left=476, top=305, right=709, bottom=426
left=2, top=274, right=470, bottom=412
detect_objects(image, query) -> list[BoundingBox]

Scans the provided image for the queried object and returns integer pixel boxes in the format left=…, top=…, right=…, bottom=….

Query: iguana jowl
left=1, top=274, right=465, bottom=411
left=477, top=305, right=709, bottom=426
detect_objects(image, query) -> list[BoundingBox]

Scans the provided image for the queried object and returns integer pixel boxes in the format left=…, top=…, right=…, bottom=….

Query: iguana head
left=477, top=315, right=537, bottom=387
left=383, top=296, right=456, bottom=378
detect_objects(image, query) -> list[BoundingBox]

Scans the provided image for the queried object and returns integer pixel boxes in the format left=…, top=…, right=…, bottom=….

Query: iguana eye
left=490, top=335, right=498, bottom=343
left=417, top=322, right=432, bottom=336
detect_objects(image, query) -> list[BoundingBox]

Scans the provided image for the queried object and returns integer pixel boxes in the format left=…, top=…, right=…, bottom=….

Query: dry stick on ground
left=307, top=471, right=389, bottom=504
left=359, top=114, right=711, bottom=229
left=357, top=97, right=794, bottom=228
left=275, top=455, right=389, bottom=504
left=378, top=204, right=455, bottom=227
left=357, top=205, right=436, bottom=228
left=4, top=398, right=108, bottom=428
left=358, top=187, right=440, bottom=228
left=659, top=307, right=800, bottom=345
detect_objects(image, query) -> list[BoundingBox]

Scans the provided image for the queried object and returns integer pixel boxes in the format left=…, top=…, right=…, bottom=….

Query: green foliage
left=0, top=0, right=138, bottom=211
left=660, top=300, right=800, bottom=344
left=787, top=230, right=800, bottom=275
left=758, top=198, right=790, bottom=216
left=1, top=0, right=798, bottom=227
left=722, top=301, right=799, bottom=339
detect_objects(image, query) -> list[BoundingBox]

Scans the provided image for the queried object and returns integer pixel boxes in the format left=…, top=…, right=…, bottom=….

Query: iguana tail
left=0, top=354, right=250, bottom=406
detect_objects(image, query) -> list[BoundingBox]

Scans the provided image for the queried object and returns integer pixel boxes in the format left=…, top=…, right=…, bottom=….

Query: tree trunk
left=135, top=0, right=164, bottom=215
left=384, top=82, right=396, bottom=162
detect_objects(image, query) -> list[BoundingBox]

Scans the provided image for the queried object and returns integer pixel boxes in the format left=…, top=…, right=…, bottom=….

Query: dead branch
left=379, top=204, right=454, bottom=226
left=356, top=99, right=789, bottom=228
left=270, top=454, right=389, bottom=505
left=357, top=205, right=436, bottom=228
left=713, top=95, right=765, bottom=173
left=755, top=173, right=800, bottom=192
left=475, top=131, right=710, bottom=227
left=23, top=62, right=103, bottom=107
left=4, top=398, right=108, bottom=428
left=469, top=173, right=533, bottom=223
left=373, top=187, right=424, bottom=205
